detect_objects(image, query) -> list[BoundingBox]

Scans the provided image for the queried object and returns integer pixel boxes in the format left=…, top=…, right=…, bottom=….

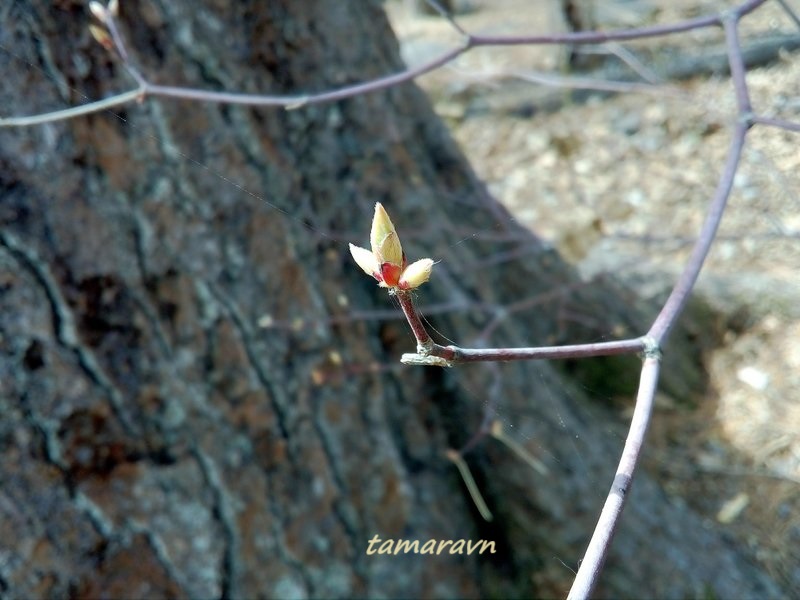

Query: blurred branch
left=0, top=0, right=779, bottom=128
left=776, top=0, right=800, bottom=30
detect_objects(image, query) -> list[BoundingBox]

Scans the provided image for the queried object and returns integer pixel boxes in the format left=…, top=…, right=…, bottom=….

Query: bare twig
left=395, top=291, right=433, bottom=353
left=446, top=449, right=494, bottom=521
left=567, top=10, right=759, bottom=598
left=395, top=283, right=646, bottom=366
left=647, top=15, right=752, bottom=345
left=776, top=0, right=800, bottom=31
left=0, top=0, right=770, bottom=128
left=566, top=355, right=662, bottom=599
left=490, top=421, right=549, bottom=476
left=577, top=43, right=664, bottom=84
left=752, top=114, right=800, bottom=132
left=400, top=336, right=647, bottom=366
left=0, top=89, right=144, bottom=127
left=422, top=0, right=469, bottom=38
left=450, top=67, right=684, bottom=98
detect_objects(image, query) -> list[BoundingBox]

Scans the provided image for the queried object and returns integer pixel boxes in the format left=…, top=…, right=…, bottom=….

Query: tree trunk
left=0, top=1, right=779, bottom=598
left=409, top=0, right=455, bottom=16
left=560, top=0, right=598, bottom=69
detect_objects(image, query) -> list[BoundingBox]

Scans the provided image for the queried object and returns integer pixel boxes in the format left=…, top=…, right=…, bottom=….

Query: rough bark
left=0, top=1, right=781, bottom=598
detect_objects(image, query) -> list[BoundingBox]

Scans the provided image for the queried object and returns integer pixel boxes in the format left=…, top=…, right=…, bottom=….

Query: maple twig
left=395, top=285, right=646, bottom=367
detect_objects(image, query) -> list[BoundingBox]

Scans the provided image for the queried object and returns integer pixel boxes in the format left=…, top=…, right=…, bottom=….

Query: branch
left=776, top=0, right=800, bottom=31
left=647, top=13, right=752, bottom=345
left=752, top=114, right=800, bottom=133
left=384, top=3, right=794, bottom=597
left=0, top=89, right=144, bottom=127
left=566, top=355, right=662, bottom=600
left=395, top=291, right=647, bottom=366
left=401, top=338, right=648, bottom=366
left=0, top=0, right=771, bottom=128
left=569, top=8, right=760, bottom=597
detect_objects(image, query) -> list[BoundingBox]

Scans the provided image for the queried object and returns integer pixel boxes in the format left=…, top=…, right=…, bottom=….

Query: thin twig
left=0, top=89, right=144, bottom=127
left=647, top=122, right=748, bottom=344
left=752, top=114, right=800, bottom=132
left=490, top=421, right=549, bottom=476
left=647, top=13, right=752, bottom=345
left=723, top=14, right=754, bottom=116
left=401, top=336, right=647, bottom=365
left=453, top=67, right=683, bottom=98
left=423, top=0, right=470, bottom=38
left=567, top=355, right=661, bottom=599
left=581, top=43, right=664, bottom=84
left=394, top=289, right=647, bottom=365
left=395, top=291, right=432, bottom=353
left=776, top=0, right=800, bottom=31
left=446, top=449, right=494, bottom=521
left=101, top=4, right=145, bottom=84
left=568, top=8, right=757, bottom=597
left=0, top=0, right=770, bottom=128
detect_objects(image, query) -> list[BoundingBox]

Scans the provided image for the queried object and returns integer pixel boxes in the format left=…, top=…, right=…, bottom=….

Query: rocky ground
left=389, top=0, right=800, bottom=589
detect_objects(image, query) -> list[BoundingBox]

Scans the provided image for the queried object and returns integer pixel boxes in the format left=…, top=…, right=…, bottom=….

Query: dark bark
left=0, top=1, right=780, bottom=598
left=561, top=0, right=598, bottom=69
left=409, top=0, right=455, bottom=16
